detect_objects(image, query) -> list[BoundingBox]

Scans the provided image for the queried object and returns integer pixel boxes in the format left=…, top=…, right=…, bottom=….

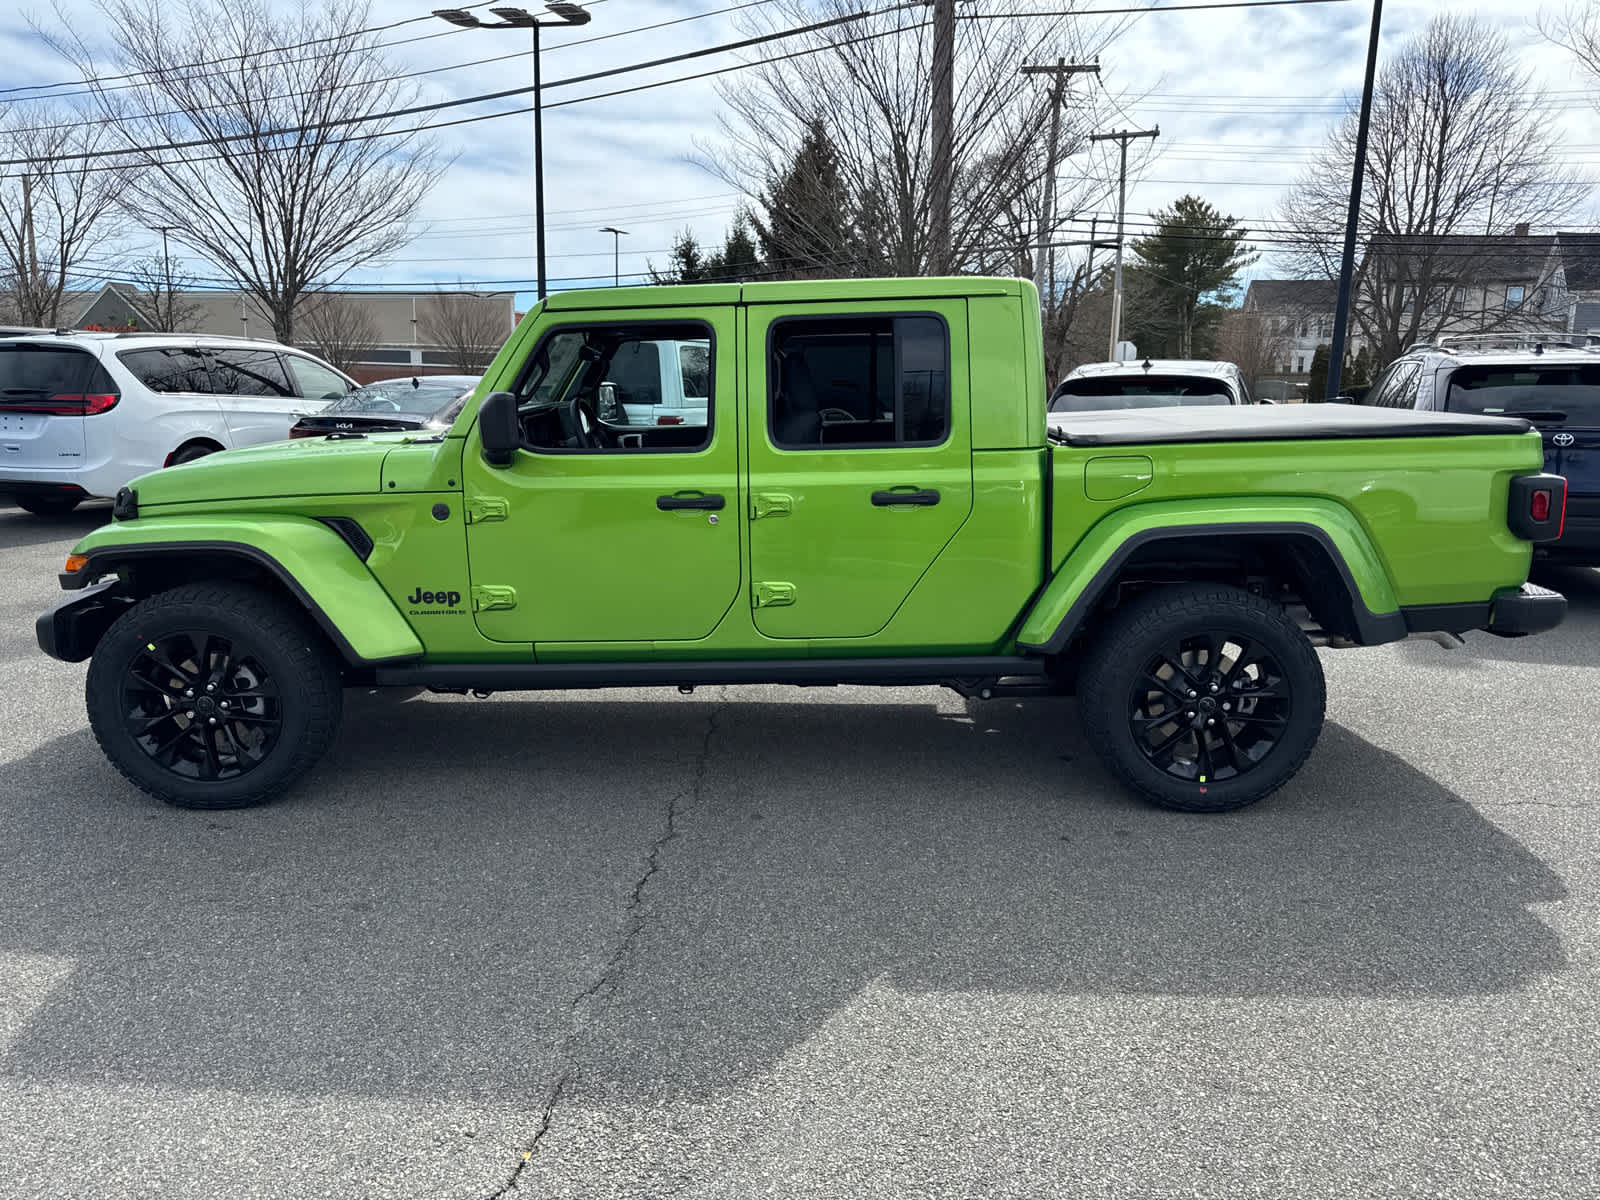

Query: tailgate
left=0, top=343, right=113, bottom=473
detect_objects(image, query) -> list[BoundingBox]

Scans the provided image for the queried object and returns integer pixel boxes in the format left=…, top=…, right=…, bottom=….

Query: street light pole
left=598, top=226, right=628, bottom=286
left=433, top=4, right=591, bottom=302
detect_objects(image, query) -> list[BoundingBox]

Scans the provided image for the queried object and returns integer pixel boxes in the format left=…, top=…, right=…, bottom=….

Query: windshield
left=1051, top=373, right=1235, bottom=412
left=1445, top=362, right=1600, bottom=425
left=316, top=377, right=478, bottom=421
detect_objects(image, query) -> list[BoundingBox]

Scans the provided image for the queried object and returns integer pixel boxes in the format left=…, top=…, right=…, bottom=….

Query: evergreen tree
left=1126, top=195, right=1257, bottom=358
left=648, top=229, right=706, bottom=285
left=703, top=211, right=764, bottom=281
left=1306, top=343, right=1332, bottom=403
left=752, top=118, right=855, bottom=279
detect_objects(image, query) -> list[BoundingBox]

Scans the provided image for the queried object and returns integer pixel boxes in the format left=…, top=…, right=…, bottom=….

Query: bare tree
left=297, top=292, right=379, bottom=375
left=123, top=254, right=206, bottom=332
left=706, top=0, right=1140, bottom=279
left=44, top=0, right=446, bottom=344
left=1216, top=309, right=1290, bottom=397
left=418, top=291, right=511, bottom=373
left=0, top=104, right=127, bottom=327
left=1540, top=2, right=1600, bottom=90
left=1277, top=14, right=1588, bottom=366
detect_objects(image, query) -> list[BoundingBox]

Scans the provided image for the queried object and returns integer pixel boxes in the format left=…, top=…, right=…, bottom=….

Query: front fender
left=60, top=514, right=424, bottom=666
left=1016, top=497, right=1404, bottom=654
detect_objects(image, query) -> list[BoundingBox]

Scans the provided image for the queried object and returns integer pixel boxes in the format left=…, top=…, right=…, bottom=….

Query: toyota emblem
left=1552, top=432, right=1575, bottom=447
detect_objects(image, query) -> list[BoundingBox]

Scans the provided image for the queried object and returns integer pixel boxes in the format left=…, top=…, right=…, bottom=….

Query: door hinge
left=750, top=492, right=793, bottom=520
left=471, top=584, right=518, bottom=612
left=466, top=496, right=510, bottom=524
left=752, top=581, right=796, bottom=608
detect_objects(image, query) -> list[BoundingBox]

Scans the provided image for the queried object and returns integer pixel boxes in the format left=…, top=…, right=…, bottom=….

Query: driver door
left=462, top=309, right=743, bottom=645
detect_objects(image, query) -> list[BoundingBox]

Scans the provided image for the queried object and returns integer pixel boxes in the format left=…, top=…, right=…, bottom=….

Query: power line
left=0, top=2, right=920, bottom=169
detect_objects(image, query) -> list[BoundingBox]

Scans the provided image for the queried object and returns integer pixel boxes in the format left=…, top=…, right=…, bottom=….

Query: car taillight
left=657, top=414, right=684, bottom=426
left=288, top=427, right=315, bottom=439
left=40, top=393, right=119, bottom=415
left=1508, top=473, right=1567, bottom=541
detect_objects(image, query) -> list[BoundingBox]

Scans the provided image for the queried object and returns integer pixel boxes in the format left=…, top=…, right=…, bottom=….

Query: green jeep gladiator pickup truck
left=36, top=277, right=1568, bottom=813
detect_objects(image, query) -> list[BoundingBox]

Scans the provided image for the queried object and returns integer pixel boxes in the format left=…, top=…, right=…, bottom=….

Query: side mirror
left=478, top=390, right=521, bottom=467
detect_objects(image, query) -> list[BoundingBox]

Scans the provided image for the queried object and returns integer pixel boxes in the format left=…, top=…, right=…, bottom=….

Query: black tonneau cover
left=1049, top=403, right=1532, bottom=447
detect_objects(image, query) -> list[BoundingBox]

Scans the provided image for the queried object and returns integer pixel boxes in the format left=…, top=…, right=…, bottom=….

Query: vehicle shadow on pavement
left=0, top=504, right=111, bottom=553
left=0, top=693, right=1569, bottom=1104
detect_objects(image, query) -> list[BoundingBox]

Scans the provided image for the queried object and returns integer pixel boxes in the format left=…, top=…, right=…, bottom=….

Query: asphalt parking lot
left=2, top=498, right=1597, bottom=1199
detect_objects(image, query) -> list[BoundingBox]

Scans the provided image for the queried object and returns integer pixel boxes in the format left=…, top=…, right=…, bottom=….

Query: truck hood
left=129, top=435, right=411, bottom=506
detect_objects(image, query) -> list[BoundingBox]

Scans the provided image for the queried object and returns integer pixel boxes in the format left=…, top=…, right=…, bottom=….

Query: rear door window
left=1446, top=363, right=1600, bottom=425
left=119, top=347, right=215, bottom=393
left=208, top=349, right=294, bottom=397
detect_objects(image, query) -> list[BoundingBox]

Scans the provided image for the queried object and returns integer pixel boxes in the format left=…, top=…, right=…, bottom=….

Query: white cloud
left=3, top=0, right=1594, bottom=305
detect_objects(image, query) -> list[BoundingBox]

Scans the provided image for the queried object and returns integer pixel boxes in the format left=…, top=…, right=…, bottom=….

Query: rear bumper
left=1485, top=582, right=1567, bottom=638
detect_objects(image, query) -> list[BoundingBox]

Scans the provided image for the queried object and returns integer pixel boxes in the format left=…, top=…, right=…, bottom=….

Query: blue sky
left=3, top=0, right=1595, bottom=310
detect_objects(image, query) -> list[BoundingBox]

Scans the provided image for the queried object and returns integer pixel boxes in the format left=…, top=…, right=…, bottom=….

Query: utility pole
left=1090, top=125, right=1160, bottom=361
left=153, top=226, right=176, bottom=330
left=928, top=0, right=955, bottom=274
left=1326, top=0, right=1384, bottom=402
left=1021, top=59, right=1099, bottom=300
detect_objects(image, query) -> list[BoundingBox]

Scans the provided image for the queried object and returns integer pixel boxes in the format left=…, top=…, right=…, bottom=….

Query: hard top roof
left=1065, top=358, right=1242, bottom=380
left=540, top=275, right=1029, bottom=312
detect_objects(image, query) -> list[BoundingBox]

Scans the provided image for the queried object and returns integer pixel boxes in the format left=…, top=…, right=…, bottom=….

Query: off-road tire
left=14, top=492, right=83, bottom=516
left=1078, top=583, right=1325, bottom=813
left=86, top=582, right=342, bottom=809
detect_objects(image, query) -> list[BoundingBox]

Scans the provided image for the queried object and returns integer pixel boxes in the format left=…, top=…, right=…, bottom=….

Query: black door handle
left=871, top=489, right=940, bottom=507
left=657, top=493, right=726, bottom=511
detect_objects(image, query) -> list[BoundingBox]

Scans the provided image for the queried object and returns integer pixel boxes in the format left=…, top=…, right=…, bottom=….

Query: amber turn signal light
left=63, top=554, right=88, bottom=574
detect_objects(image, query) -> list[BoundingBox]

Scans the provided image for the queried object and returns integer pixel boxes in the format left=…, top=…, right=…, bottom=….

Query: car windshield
left=316, top=377, right=476, bottom=420
left=1051, top=374, right=1235, bottom=412
left=1445, top=362, right=1600, bottom=425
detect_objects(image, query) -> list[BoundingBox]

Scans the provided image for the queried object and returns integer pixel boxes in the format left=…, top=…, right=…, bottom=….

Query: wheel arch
left=1017, top=504, right=1405, bottom=656
left=164, top=437, right=228, bottom=467
left=56, top=517, right=424, bottom=668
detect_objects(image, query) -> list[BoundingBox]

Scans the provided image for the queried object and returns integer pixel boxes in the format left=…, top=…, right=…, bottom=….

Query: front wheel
left=1077, top=583, right=1326, bottom=813
left=86, top=583, right=343, bottom=809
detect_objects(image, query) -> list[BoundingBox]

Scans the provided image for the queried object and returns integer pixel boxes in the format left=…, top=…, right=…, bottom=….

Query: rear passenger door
left=206, top=347, right=303, bottom=446
left=743, top=302, right=972, bottom=639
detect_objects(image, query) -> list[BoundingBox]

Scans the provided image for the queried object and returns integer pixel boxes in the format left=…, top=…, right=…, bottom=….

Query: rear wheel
left=14, top=492, right=83, bottom=516
left=168, top=441, right=221, bottom=466
left=1078, top=583, right=1325, bottom=813
left=86, top=583, right=342, bottom=809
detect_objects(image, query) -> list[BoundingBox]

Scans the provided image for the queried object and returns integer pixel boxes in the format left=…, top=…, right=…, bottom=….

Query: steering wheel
left=819, top=407, right=856, bottom=422
left=567, top=395, right=606, bottom=449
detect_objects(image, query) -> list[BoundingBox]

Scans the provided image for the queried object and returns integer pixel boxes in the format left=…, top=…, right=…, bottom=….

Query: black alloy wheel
left=1129, top=634, right=1291, bottom=787
left=87, top=582, right=342, bottom=808
left=1078, top=583, right=1325, bottom=813
left=119, top=630, right=284, bottom=783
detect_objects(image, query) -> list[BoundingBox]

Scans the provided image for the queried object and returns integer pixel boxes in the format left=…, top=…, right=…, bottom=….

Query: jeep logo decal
left=407, top=587, right=463, bottom=610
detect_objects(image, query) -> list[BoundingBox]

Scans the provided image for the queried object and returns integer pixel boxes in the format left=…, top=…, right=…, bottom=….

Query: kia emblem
left=1552, top=432, right=1575, bottom=447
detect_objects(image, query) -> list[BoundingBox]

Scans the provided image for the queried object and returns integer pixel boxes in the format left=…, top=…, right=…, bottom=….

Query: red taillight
left=1531, top=489, right=1550, bottom=522
left=656, top=414, right=684, bottom=426
left=288, top=427, right=314, bottom=439
left=39, top=393, right=119, bottom=415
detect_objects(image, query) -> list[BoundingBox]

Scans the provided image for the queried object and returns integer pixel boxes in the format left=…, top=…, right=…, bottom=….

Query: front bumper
left=36, top=579, right=135, bottom=663
left=1485, top=582, right=1567, bottom=638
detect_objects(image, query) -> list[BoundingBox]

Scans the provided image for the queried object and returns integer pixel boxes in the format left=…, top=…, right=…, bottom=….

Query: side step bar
left=373, top=656, right=1049, bottom=692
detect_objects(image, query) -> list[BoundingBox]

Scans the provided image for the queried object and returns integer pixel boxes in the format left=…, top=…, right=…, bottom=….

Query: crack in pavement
left=486, top=704, right=722, bottom=1196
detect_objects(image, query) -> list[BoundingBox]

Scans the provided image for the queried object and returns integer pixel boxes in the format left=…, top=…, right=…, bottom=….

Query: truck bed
left=1048, top=403, right=1531, bottom=446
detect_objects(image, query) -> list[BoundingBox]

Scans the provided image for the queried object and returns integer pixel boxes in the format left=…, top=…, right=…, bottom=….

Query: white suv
left=0, top=332, right=354, bottom=514
left=1049, top=358, right=1256, bottom=411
